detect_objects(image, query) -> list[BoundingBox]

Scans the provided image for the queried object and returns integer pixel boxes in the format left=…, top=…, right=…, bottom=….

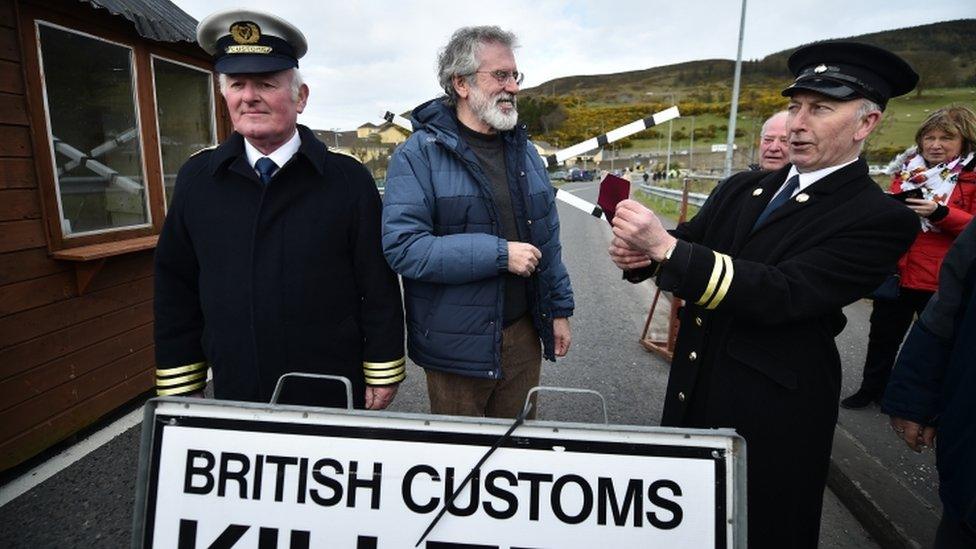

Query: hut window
left=151, top=57, right=217, bottom=209
left=35, top=22, right=150, bottom=237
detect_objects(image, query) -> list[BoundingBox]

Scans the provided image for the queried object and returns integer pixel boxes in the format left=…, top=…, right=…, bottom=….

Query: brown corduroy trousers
left=425, top=315, right=542, bottom=419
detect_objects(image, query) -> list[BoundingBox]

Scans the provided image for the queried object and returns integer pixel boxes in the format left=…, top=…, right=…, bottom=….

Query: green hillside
left=519, top=19, right=976, bottom=162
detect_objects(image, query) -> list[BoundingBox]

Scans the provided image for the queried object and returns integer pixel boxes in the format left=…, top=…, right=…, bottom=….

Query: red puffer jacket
left=891, top=168, right=976, bottom=291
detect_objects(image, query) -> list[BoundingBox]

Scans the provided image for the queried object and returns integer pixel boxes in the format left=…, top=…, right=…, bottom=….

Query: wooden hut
left=0, top=0, right=229, bottom=471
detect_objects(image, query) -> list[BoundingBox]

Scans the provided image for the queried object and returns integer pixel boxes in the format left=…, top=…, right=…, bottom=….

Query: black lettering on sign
left=257, top=527, right=309, bottom=549
left=184, top=449, right=215, bottom=495
left=290, top=530, right=312, bottom=549
left=551, top=474, right=593, bottom=524
left=296, top=458, right=308, bottom=504
left=265, top=455, right=299, bottom=503
left=426, top=542, right=499, bottom=549
left=258, top=526, right=276, bottom=548
left=647, top=479, right=683, bottom=529
left=445, top=467, right=479, bottom=517
left=255, top=527, right=311, bottom=549
left=310, top=458, right=344, bottom=506
left=482, top=470, right=518, bottom=519
left=403, top=464, right=440, bottom=513
left=357, top=536, right=378, bottom=549
left=177, top=520, right=311, bottom=549
left=348, top=461, right=382, bottom=509
left=597, top=477, right=643, bottom=527
left=253, top=454, right=265, bottom=500
left=177, top=518, right=198, bottom=549
left=289, top=530, right=310, bottom=549
left=218, top=452, right=250, bottom=498
left=516, top=472, right=553, bottom=521
left=177, top=519, right=248, bottom=549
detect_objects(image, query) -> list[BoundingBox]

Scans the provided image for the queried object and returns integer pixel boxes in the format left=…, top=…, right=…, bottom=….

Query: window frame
left=19, top=5, right=227, bottom=252
left=33, top=20, right=154, bottom=240
left=149, top=54, right=218, bottom=212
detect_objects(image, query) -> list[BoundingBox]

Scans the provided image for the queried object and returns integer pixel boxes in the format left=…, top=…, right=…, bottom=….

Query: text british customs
left=132, top=398, right=745, bottom=548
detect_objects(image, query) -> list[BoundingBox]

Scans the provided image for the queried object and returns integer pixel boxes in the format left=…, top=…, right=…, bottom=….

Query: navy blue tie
left=255, top=157, right=278, bottom=185
left=752, top=175, right=800, bottom=231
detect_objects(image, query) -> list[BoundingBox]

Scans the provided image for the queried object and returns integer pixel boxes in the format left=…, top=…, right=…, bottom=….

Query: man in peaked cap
left=609, top=42, right=920, bottom=547
left=153, top=9, right=405, bottom=409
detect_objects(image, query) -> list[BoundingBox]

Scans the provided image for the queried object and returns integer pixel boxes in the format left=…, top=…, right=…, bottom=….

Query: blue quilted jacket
left=382, top=98, right=574, bottom=379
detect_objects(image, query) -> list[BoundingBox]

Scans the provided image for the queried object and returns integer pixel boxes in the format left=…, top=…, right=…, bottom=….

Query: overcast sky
left=172, top=0, right=972, bottom=130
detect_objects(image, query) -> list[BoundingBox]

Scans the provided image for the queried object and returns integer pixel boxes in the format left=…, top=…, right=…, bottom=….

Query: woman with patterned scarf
left=843, top=105, right=976, bottom=409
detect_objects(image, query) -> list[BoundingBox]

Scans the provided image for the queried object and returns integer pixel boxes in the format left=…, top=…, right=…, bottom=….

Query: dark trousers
left=935, top=514, right=976, bottom=548
left=859, top=288, right=933, bottom=395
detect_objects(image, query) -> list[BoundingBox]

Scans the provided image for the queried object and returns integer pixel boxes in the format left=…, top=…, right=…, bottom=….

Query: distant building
left=532, top=140, right=558, bottom=158
left=315, top=129, right=359, bottom=150
left=374, top=123, right=409, bottom=145
left=314, top=128, right=397, bottom=178
left=356, top=122, right=380, bottom=139
left=357, top=121, right=409, bottom=146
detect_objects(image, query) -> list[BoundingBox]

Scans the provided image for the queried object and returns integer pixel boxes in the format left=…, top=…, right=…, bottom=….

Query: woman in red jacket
left=843, top=105, right=976, bottom=409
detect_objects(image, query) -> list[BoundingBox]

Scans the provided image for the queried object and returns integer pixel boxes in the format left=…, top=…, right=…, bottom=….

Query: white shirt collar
left=783, top=157, right=859, bottom=195
left=244, top=129, right=302, bottom=174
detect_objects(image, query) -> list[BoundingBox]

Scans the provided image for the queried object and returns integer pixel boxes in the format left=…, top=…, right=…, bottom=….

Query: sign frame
left=132, top=397, right=747, bottom=548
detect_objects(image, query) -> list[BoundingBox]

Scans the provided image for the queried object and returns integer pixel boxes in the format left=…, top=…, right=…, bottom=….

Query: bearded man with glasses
left=382, top=26, right=574, bottom=419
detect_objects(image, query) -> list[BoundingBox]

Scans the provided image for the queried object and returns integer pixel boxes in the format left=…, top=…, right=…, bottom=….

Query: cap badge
left=230, top=21, right=261, bottom=44
left=814, top=64, right=828, bottom=74
left=226, top=21, right=271, bottom=55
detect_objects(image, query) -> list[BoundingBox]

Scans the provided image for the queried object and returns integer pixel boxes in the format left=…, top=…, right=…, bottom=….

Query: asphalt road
left=0, top=177, right=911, bottom=548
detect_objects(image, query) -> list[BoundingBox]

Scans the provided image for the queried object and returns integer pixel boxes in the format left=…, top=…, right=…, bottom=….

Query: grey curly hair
left=437, top=26, right=518, bottom=105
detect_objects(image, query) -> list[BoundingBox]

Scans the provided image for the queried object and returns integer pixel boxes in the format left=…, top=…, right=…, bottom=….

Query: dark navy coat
left=628, top=161, right=918, bottom=548
left=382, top=99, right=573, bottom=379
left=154, top=125, right=405, bottom=408
left=883, top=221, right=976, bottom=536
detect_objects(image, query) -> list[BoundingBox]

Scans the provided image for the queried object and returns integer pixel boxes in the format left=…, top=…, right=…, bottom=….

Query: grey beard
left=473, top=93, right=518, bottom=131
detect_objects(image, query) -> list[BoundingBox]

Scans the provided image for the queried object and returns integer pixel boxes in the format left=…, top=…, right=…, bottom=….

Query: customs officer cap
left=781, top=41, right=918, bottom=111
left=197, top=9, right=308, bottom=74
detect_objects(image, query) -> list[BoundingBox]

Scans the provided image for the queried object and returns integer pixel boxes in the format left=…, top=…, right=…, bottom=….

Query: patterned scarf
left=897, top=150, right=975, bottom=232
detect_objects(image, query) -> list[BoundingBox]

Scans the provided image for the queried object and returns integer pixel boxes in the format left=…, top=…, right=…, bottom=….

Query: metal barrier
left=638, top=183, right=709, bottom=207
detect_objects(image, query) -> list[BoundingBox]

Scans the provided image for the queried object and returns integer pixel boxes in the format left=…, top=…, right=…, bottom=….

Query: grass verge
left=633, top=189, right=700, bottom=222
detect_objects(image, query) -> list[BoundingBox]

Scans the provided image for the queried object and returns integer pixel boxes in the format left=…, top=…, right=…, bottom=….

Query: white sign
left=134, top=399, right=745, bottom=548
left=710, top=144, right=738, bottom=153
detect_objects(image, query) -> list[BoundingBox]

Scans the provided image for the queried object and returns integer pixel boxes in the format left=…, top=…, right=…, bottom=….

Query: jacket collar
left=411, top=97, right=527, bottom=153
left=295, top=124, right=328, bottom=175
left=209, top=124, right=327, bottom=177
left=734, top=158, right=871, bottom=245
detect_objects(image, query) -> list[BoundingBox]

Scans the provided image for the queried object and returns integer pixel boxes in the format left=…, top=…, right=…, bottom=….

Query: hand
left=507, top=242, right=542, bottom=277
left=889, top=416, right=937, bottom=452
left=365, top=384, right=399, bottom=410
left=608, top=237, right=653, bottom=270
left=611, top=200, right=676, bottom=261
left=553, top=317, right=572, bottom=357
left=905, top=198, right=939, bottom=218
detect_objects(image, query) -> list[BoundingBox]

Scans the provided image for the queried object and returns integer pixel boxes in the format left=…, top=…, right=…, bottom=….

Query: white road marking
left=0, top=406, right=144, bottom=507
left=0, top=370, right=213, bottom=508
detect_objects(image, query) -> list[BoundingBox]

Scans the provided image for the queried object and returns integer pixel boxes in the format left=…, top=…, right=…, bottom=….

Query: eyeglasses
left=472, top=70, right=524, bottom=86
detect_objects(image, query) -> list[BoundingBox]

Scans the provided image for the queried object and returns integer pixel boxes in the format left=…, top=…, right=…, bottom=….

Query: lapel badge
left=814, top=64, right=828, bottom=74
left=752, top=188, right=764, bottom=196
left=230, top=21, right=261, bottom=45
left=795, top=193, right=810, bottom=203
